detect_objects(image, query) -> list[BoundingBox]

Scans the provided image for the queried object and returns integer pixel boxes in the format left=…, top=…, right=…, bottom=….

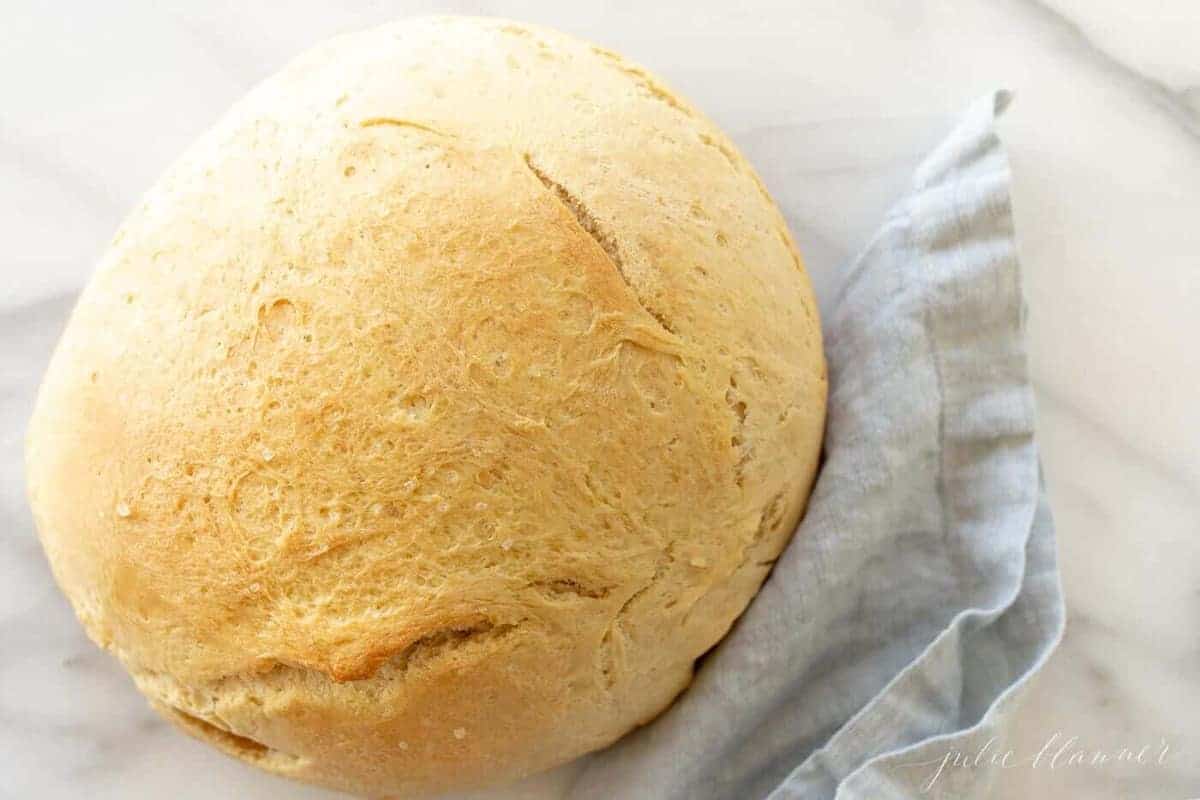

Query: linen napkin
left=571, top=91, right=1065, bottom=800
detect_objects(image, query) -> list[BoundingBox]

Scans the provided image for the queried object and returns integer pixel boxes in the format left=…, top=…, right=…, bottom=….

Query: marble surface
left=2, top=1, right=1198, bottom=798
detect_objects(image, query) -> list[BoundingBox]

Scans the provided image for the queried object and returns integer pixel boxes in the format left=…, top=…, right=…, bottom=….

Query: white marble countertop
left=3, top=2, right=1198, bottom=798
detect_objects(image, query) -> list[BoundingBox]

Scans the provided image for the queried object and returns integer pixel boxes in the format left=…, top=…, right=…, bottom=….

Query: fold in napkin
left=572, top=91, right=1065, bottom=800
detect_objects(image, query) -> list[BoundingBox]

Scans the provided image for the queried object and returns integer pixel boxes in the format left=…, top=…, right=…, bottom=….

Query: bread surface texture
left=26, top=16, right=826, bottom=797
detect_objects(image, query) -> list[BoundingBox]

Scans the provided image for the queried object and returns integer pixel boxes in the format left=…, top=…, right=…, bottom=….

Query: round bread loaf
left=26, top=16, right=826, bottom=797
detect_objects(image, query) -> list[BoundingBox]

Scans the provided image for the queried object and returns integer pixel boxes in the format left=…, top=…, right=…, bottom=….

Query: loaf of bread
left=26, top=16, right=826, bottom=797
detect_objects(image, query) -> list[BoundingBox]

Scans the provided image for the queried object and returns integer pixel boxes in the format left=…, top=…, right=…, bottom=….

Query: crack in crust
left=726, top=375, right=750, bottom=487
left=698, top=132, right=740, bottom=172
left=588, top=46, right=696, bottom=118
left=597, top=545, right=676, bottom=690
left=522, top=154, right=676, bottom=336
left=736, top=491, right=787, bottom=574
left=157, top=702, right=307, bottom=768
left=379, top=621, right=517, bottom=675
left=529, top=578, right=613, bottom=600
left=315, top=619, right=521, bottom=682
left=359, top=117, right=453, bottom=137
left=140, top=620, right=522, bottom=696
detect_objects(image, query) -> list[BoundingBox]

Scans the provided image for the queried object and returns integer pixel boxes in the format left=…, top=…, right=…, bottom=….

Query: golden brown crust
left=26, top=16, right=826, bottom=797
